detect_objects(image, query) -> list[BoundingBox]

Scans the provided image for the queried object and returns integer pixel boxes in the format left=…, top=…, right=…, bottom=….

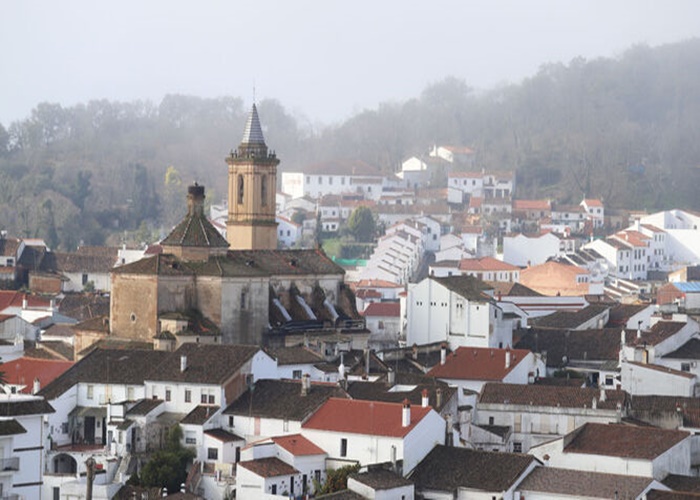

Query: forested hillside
left=1, top=39, right=699, bottom=250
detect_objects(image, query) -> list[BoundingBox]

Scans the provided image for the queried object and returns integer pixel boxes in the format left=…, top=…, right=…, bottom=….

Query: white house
left=476, top=383, right=627, bottom=453
left=301, top=397, right=446, bottom=475
left=426, top=347, right=541, bottom=406
left=503, top=232, right=562, bottom=267
left=281, top=160, right=384, bottom=200
left=581, top=198, right=605, bottom=228
left=276, top=215, right=301, bottom=248
left=405, top=275, right=513, bottom=350
left=0, top=395, right=55, bottom=500
left=529, top=423, right=692, bottom=480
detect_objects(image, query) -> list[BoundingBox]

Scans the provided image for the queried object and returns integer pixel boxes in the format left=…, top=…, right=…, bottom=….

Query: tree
left=315, top=464, right=360, bottom=495
left=137, top=425, right=194, bottom=494
left=346, top=206, right=376, bottom=243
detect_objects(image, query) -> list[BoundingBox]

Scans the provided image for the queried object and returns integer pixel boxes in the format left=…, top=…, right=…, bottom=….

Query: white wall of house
left=620, top=362, right=696, bottom=397
left=503, top=233, right=560, bottom=267
left=62, top=271, right=111, bottom=293
left=236, top=464, right=300, bottom=500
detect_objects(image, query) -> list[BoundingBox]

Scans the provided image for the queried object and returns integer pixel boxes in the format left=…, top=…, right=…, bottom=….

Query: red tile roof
left=583, top=199, right=604, bottom=207
left=426, top=347, right=530, bottom=381
left=272, top=434, right=326, bottom=456
left=0, top=291, right=51, bottom=311
left=353, top=279, right=403, bottom=289
left=459, top=257, right=520, bottom=272
left=302, top=398, right=432, bottom=438
left=513, top=199, right=551, bottom=211
left=362, top=302, right=400, bottom=317
left=564, top=423, right=689, bottom=459
left=2, top=357, right=74, bottom=393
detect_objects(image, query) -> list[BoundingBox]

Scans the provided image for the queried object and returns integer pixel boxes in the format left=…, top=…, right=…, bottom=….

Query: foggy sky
left=2, top=0, right=699, bottom=127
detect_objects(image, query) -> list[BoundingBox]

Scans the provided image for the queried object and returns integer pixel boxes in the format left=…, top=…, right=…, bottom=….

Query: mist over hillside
left=0, top=39, right=698, bottom=250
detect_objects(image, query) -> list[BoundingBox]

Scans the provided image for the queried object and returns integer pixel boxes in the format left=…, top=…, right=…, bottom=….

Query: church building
left=110, top=105, right=361, bottom=346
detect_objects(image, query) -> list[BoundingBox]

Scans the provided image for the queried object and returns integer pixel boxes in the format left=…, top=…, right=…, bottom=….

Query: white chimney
left=180, top=355, right=187, bottom=372
left=339, top=352, right=346, bottom=380
left=599, top=387, right=606, bottom=402
left=402, top=399, right=411, bottom=427
left=301, top=373, right=310, bottom=396
left=592, top=397, right=597, bottom=410
left=436, top=388, right=443, bottom=408
left=32, top=377, right=40, bottom=394
left=22, top=297, right=27, bottom=309
left=440, top=343, right=446, bottom=365
left=387, top=369, right=395, bottom=386
left=421, top=389, right=429, bottom=408
left=505, top=349, right=512, bottom=369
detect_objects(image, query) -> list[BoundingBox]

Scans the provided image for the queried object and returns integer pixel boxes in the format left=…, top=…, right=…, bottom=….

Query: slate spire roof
left=241, top=104, right=266, bottom=145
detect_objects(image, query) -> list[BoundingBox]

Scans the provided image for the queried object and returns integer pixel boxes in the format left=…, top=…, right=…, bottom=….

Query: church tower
left=226, top=104, right=279, bottom=250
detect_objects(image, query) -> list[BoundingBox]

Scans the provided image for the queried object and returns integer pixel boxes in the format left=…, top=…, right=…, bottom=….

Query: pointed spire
left=241, top=104, right=266, bottom=145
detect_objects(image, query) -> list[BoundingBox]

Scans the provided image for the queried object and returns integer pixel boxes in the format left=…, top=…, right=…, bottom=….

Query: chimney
left=22, top=296, right=27, bottom=309
left=421, top=389, right=429, bottom=408
left=32, top=377, right=40, bottom=395
left=402, top=399, right=411, bottom=427
left=599, top=386, right=606, bottom=402
left=301, top=373, right=310, bottom=396
left=180, top=355, right=187, bottom=372
left=387, top=369, right=395, bottom=386
left=412, top=343, right=418, bottom=360
left=505, top=349, right=512, bottom=369
left=390, top=445, right=397, bottom=472
left=186, top=183, right=206, bottom=217
left=436, top=388, right=443, bottom=408
left=440, top=343, right=447, bottom=365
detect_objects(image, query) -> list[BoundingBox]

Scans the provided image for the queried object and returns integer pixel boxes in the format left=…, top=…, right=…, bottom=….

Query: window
left=513, top=442, right=522, bottom=453
left=87, top=385, right=94, bottom=400
left=185, top=389, right=191, bottom=403
left=489, top=416, right=494, bottom=425
left=185, top=432, right=196, bottom=445
left=682, top=363, right=691, bottom=372
left=209, top=394, right=215, bottom=404
left=271, top=485, right=277, bottom=495
left=340, top=438, right=347, bottom=457
left=341, top=177, right=345, bottom=185
left=292, top=370, right=302, bottom=379
left=82, top=273, right=88, bottom=285
left=240, top=291, right=247, bottom=310
left=208, top=448, right=218, bottom=460
left=318, top=176, right=322, bottom=185
left=261, top=175, right=268, bottom=205
left=237, top=175, right=244, bottom=204
left=229, top=416, right=234, bottom=427
left=329, top=176, right=333, bottom=185
left=165, top=388, right=171, bottom=402
left=201, top=393, right=208, bottom=404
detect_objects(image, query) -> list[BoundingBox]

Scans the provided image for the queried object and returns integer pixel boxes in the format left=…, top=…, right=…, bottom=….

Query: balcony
left=0, top=456, right=19, bottom=472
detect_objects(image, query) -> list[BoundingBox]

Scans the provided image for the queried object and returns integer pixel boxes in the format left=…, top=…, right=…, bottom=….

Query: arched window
left=237, top=175, right=244, bottom=204
left=261, top=175, right=267, bottom=206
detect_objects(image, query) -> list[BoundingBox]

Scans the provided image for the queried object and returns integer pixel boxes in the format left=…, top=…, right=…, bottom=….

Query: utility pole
left=85, top=456, right=96, bottom=500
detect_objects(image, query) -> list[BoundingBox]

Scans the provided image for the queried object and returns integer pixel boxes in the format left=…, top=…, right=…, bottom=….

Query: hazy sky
left=2, top=1, right=699, bottom=127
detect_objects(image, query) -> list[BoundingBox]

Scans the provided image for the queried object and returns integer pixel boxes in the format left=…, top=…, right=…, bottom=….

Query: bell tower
left=226, top=104, right=279, bottom=250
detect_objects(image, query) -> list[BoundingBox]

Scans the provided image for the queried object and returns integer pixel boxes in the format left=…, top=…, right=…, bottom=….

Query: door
left=84, top=416, right=95, bottom=443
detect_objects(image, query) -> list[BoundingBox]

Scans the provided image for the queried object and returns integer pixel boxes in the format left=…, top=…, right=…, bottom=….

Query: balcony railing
left=0, top=457, right=19, bottom=472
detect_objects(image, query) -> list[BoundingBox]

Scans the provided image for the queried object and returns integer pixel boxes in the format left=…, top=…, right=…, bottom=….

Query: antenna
left=253, top=80, right=256, bottom=104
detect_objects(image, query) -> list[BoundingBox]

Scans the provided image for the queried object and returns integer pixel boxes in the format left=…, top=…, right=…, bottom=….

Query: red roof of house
left=582, top=199, right=604, bottom=208
left=0, top=291, right=51, bottom=311
left=2, top=357, right=74, bottom=393
left=469, top=197, right=483, bottom=209
left=356, top=289, right=382, bottom=300
left=353, top=279, right=403, bottom=289
left=272, top=434, right=326, bottom=456
left=513, top=199, right=551, bottom=211
left=302, top=398, right=432, bottom=438
left=459, top=257, right=520, bottom=272
left=614, top=230, right=650, bottom=248
left=426, top=347, right=530, bottom=381
left=362, top=302, right=400, bottom=318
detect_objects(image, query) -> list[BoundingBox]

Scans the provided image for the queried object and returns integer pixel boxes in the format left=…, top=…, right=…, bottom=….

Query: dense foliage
left=1, top=39, right=699, bottom=249
left=314, top=464, right=361, bottom=495
left=132, top=425, right=195, bottom=494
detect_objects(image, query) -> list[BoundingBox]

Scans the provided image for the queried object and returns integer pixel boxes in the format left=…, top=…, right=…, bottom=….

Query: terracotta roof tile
left=1, top=358, right=73, bottom=393
left=427, top=347, right=530, bottom=381
left=519, top=467, right=654, bottom=498
left=238, top=457, right=298, bottom=478
left=302, top=398, right=432, bottom=438
left=564, top=423, right=689, bottom=459
left=272, top=434, right=326, bottom=456
left=479, top=382, right=627, bottom=410
left=458, top=256, right=520, bottom=272
left=411, top=445, right=535, bottom=492
left=362, top=302, right=400, bottom=317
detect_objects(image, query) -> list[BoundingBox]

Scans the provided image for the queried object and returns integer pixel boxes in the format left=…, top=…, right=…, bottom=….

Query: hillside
left=0, top=39, right=699, bottom=250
